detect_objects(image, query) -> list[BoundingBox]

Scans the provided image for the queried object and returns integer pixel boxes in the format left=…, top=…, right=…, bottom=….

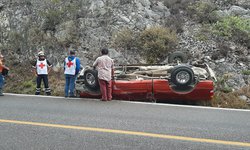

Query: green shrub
left=242, top=70, right=250, bottom=75
left=213, top=16, right=250, bottom=46
left=40, top=0, right=80, bottom=31
left=138, top=26, right=178, bottom=64
left=41, top=9, right=63, bottom=32
left=22, top=80, right=35, bottom=88
left=215, top=74, right=233, bottom=93
left=187, top=1, right=218, bottom=23
left=111, top=26, right=178, bottom=64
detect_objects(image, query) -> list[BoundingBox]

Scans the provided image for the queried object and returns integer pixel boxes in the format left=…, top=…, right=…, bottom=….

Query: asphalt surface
left=0, top=94, right=250, bottom=150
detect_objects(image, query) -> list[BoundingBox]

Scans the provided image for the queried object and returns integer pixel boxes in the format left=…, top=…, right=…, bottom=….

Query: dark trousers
left=36, top=74, right=51, bottom=95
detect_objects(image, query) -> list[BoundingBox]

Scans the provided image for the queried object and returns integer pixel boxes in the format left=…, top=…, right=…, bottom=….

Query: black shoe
left=69, top=95, right=77, bottom=98
left=35, top=92, right=40, bottom=95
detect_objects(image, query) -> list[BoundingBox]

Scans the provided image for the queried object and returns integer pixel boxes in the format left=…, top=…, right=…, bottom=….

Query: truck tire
left=84, top=69, right=99, bottom=90
left=170, top=65, right=194, bottom=87
left=168, top=51, right=188, bottom=63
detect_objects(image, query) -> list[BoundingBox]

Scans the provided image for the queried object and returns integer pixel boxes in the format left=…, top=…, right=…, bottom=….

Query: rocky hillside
left=0, top=0, right=249, bottom=98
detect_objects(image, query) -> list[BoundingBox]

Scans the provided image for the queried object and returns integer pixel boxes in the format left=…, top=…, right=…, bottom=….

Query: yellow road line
left=0, top=119, right=250, bottom=147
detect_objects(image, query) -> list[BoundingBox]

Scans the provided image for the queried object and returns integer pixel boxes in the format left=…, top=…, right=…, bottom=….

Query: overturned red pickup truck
left=75, top=59, right=216, bottom=103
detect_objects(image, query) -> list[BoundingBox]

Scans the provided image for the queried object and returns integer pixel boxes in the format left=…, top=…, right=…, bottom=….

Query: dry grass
left=4, top=63, right=36, bottom=94
left=211, top=85, right=250, bottom=109
left=237, top=85, right=250, bottom=98
left=4, top=62, right=65, bottom=96
left=47, top=69, right=65, bottom=96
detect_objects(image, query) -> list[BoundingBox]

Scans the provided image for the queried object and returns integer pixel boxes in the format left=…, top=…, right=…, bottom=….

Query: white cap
left=38, top=51, right=45, bottom=56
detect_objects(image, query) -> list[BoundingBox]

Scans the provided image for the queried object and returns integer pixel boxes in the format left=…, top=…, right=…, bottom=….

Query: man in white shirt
left=93, top=48, right=114, bottom=101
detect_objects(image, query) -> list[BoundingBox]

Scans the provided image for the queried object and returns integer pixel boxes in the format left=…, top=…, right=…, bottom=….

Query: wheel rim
left=86, top=73, right=96, bottom=85
left=175, top=71, right=190, bottom=84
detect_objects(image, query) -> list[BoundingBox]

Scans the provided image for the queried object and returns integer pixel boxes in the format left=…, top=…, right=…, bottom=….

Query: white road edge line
left=5, top=93, right=250, bottom=112
left=5, top=93, right=65, bottom=99
left=122, top=101, right=250, bottom=112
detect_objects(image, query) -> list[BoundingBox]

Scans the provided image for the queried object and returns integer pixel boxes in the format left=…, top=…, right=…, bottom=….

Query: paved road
left=0, top=94, right=250, bottom=150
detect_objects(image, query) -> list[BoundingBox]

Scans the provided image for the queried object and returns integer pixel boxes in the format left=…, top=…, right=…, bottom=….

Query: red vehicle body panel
left=153, top=80, right=214, bottom=101
left=79, top=79, right=214, bottom=102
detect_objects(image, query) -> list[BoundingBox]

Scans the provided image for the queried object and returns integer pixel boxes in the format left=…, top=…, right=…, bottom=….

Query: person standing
left=32, top=51, right=52, bottom=95
left=0, top=54, right=9, bottom=96
left=93, top=48, right=114, bottom=101
left=64, top=50, right=81, bottom=98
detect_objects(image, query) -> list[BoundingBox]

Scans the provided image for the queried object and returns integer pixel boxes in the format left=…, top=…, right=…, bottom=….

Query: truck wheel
left=84, top=69, right=99, bottom=90
left=171, top=65, right=194, bottom=87
left=168, top=51, right=188, bottom=63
